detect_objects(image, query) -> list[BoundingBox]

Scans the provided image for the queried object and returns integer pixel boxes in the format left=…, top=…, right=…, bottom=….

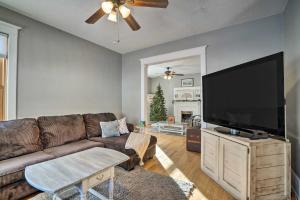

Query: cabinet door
left=201, top=131, right=219, bottom=181
left=219, top=138, right=248, bottom=200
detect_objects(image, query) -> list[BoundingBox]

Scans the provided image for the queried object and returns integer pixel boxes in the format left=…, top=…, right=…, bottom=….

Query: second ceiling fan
left=163, top=67, right=184, bottom=80
left=85, top=0, right=169, bottom=31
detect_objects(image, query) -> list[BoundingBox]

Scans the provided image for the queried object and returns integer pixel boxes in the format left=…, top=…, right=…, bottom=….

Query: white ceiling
left=148, top=56, right=200, bottom=78
left=0, top=0, right=288, bottom=54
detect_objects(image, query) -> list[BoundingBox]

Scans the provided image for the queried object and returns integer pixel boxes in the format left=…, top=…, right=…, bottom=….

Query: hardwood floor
left=143, top=130, right=234, bottom=200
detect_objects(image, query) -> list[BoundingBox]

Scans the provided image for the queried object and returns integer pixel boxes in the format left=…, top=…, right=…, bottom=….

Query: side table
left=186, top=128, right=201, bottom=152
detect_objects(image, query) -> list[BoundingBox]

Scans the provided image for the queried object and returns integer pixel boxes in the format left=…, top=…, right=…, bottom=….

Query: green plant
left=150, top=84, right=167, bottom=122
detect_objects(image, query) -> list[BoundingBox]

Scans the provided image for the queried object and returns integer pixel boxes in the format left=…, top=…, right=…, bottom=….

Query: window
left=0, top=33, right=7, bottom=120
left=0, top=33, right=8, bottom=58
left=0, top=21, right=21, bottom=120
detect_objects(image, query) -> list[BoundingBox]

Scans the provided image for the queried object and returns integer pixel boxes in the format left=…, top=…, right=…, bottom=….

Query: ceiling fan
left=163, top=67, right=184, bottom=80
left=85, top=0, right=169, bottom=31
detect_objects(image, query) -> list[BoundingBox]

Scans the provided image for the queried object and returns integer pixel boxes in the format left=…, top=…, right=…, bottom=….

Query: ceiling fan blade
left=174, top=74, right=184, bottom=76
left=127, top=0, right=169, bottom=8
left=85, top=8, right=106, bottom=24
left=124, top=14, right=141, bottom=31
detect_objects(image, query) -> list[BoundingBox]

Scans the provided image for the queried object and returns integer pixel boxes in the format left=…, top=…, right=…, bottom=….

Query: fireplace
left=181, top=111, right=193, bottom=123
left=174, top=101, right=200, bottom=123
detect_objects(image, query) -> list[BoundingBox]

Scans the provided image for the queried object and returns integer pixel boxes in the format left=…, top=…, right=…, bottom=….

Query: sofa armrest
left=127, top=123, right=135, bottom=133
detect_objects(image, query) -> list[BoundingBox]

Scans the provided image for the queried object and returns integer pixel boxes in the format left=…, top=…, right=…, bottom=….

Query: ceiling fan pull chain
left=114, top=11, right=121, bottom=44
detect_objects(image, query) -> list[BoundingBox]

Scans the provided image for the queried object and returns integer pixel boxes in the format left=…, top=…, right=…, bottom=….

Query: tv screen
left=203, top=52, right=285, bottom=137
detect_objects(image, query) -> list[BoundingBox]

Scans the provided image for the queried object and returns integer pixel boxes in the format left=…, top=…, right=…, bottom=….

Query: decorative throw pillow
left=118, top=117, right=129, bottom=134
left=100, top=120, right=120, bottom=138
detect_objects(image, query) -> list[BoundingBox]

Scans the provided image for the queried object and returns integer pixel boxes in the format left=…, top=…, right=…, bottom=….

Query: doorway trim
left=140, top=46, right=207, bottom=126
left=0, top=20, right=21, bottom=120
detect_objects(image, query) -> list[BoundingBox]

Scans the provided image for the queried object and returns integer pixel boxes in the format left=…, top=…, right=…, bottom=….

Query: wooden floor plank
left=143, top=131, right=234, bottom=200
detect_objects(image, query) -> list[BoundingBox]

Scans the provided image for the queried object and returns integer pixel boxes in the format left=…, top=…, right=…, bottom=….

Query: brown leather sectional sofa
left=0, top=113, right=157, bottom=200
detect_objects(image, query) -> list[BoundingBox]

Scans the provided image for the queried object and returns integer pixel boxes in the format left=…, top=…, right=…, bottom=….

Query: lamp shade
left=0, top=33, right=8, bottom=58
left=108, top=10, right=117, bottom=22
left=102, top=1, right=114, bottom=14
left=119, top=5, right=131, bottom=18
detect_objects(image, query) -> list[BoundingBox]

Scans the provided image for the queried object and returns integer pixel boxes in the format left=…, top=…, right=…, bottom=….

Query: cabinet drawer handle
left=96, top=174, right=104, bottom=181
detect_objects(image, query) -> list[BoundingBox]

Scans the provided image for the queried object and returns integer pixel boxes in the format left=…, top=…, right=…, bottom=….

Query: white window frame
left=0, top=20, right=21, bottom=120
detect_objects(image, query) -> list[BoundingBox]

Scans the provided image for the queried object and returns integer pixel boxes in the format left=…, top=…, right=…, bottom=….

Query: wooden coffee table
left=25, top=147, right=129, bottom=200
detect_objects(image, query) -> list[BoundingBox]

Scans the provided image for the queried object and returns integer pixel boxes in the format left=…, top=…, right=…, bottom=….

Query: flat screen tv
left=203, top=52, right=285, bottom=138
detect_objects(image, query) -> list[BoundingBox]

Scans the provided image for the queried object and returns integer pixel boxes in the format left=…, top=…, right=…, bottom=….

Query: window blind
left=0, top=33, right=8, bottom=58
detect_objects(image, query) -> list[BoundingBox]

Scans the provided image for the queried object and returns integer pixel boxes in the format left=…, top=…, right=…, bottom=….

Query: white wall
left=149, top=73, right=201, bottom=115
left=284, top=0, right=300, bottom=196
left=122, top=15, right=284, bottom=123
left=0, top=6, right=122, bottom=118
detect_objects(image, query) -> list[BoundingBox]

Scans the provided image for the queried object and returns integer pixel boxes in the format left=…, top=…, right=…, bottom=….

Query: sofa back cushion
left=38, top=114, right=86, bottom=148
left=0, top=119, right=42, bottom=161
left=83, top=113, right=117, bottom=138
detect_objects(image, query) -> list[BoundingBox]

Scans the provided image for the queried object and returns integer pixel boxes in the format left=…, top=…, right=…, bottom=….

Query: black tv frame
left=203, top=52, right=285, bottom=139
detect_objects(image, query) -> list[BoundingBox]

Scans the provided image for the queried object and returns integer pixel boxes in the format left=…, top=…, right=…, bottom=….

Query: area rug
left=31, top=166, right=195, bottom=200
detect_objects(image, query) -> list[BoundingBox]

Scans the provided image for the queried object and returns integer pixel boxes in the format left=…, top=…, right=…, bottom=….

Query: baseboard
left=292, top=170, right=300, bottom=199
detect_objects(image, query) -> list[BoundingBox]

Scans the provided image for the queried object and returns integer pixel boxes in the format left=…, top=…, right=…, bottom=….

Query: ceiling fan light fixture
left=86, top=0, right=169, bottom=31
left=119, top=5, right=131, bottom=18
left=108, top=10, right=117, bottom=22
left=102, top=1, right=114, bottom=14
left=164, top=74, right=172, bottom=80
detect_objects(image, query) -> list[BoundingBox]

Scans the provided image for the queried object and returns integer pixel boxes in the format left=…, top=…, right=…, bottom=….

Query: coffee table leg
left=76, top=180, right=88, bottom=200
left=52, top=193, right=62, bottom=200
left=108, top=177, right=114, bottom=200
left=79, top=190, right=87, bottom=200
left=109, top=168, right=114, bottom=200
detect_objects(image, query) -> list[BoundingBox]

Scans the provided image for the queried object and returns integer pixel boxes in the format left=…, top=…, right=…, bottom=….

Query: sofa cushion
left=0, top=180, right=37, bottom=200
left=149, top=135, right=157, bottom=147
left=38, top=114, right=87, bottom=148
left=43, top=139, right=104, bottom=157
left=0, top=151, right=55, bottom=187
left=89, top=133, right=157, bottom=157
left=89, top=136, right=136, bottom=156
left=83, top=113, right=117, bottom=138
left=0, top=119, right=42, bottom=161
left=0, top=170, right=23, bottom=188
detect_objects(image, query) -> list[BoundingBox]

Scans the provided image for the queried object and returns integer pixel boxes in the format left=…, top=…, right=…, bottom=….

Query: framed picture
left=181, top=78, right=194, bottom=87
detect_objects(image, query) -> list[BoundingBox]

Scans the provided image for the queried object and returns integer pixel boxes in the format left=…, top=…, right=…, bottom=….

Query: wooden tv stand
left=201, top=128, right=291, bottom=200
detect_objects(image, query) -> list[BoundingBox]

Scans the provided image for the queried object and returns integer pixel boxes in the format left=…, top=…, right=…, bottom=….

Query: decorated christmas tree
left=150, top=84, right=167, bottom=122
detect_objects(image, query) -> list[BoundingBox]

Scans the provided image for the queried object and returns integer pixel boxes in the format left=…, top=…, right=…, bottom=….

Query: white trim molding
left=0, top=20, right=21, bottom=120
left=292, top=170, right=300, bottom=199
left=140, top=46, right=207, bottom=126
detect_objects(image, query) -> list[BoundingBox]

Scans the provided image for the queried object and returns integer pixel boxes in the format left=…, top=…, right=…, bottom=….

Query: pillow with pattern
left=100, top=120, right=120, bottom=138
left=118, top=117, right=129, bottom=134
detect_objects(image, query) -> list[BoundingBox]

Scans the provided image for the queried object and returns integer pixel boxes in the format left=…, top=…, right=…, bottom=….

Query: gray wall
left=284, top=0, right=300, bottom=195
left=150, top=73, right=201, bottom=115
left=122, top=15, right=284, bottom=123
left=0, top=6, right=122, bottom=118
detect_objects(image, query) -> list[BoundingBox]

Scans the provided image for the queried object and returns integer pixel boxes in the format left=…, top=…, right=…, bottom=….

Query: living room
left=0, top=0, right=299, bottom=200
left=146, top=56, right=202, bottom=128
